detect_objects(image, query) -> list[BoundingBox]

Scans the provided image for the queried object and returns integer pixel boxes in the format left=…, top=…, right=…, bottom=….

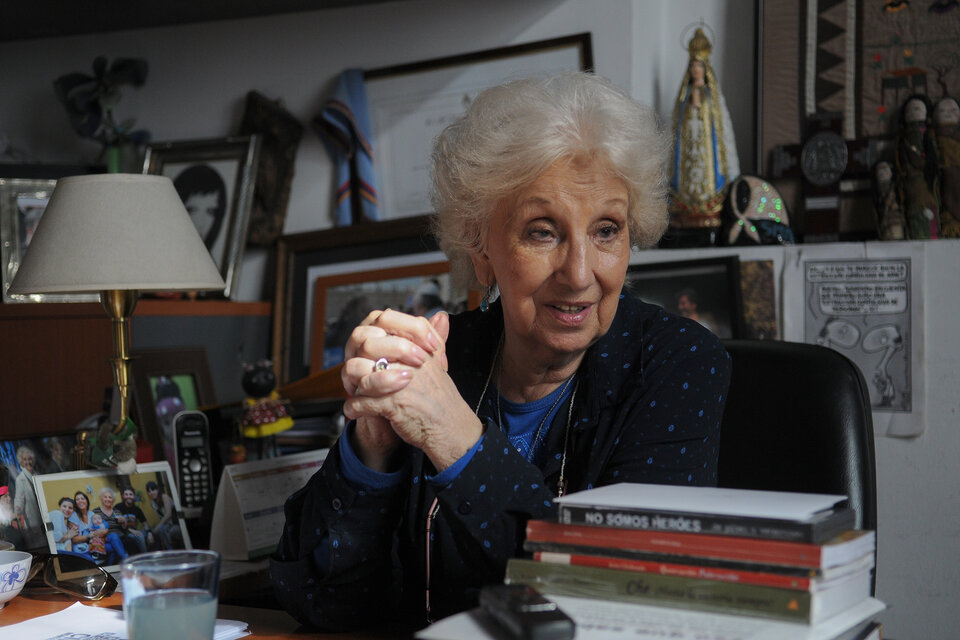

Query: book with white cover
left=555, top=483, right=847, bottom=520
left=554, top=483, right=856, bottom=543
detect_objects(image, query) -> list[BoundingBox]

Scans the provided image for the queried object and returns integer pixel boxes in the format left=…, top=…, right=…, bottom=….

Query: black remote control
left=479, top=583, right=575, bottom=640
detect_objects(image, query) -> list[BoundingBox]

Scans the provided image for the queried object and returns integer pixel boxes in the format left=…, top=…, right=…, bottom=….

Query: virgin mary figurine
left=668, top=27, right=740, bottom=245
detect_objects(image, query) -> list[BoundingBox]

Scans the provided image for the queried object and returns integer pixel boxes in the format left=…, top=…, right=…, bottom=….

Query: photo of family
left=32, top=462, right=191, bottom=572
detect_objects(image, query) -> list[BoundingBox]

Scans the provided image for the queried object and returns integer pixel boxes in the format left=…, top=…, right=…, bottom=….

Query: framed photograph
left=625, top=256, right=744, bottom=339
left=143, top=135, right=262, bottom=299
left=0, top=178, right=99, bottom=303
left=130, top=347, right=216, bottom=462
left=274, top=214, right=446, bottom=384
left=0, top=435, right=83, bottom=551
left=311, top=260, right=476, bottom=373
left=238, top=90, right=304, bottom=246
left=364, top=32, right=593, bottom=219
left=34, top=461, right=191, bottom=573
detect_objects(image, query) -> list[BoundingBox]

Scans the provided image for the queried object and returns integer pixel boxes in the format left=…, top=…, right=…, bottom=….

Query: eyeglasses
left=26, top=553, right=118, bottom=600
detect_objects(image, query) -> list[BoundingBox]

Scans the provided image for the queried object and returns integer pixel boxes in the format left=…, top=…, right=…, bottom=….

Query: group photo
left=32, top=462, right=190, bottom=569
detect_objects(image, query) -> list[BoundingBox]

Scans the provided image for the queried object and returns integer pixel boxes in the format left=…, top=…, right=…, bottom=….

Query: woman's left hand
left=343, top=311, right=483, bottom=471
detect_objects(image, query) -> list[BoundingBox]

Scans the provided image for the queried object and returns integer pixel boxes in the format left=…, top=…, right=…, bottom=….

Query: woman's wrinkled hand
left=341, top=310, right=481, bottom=471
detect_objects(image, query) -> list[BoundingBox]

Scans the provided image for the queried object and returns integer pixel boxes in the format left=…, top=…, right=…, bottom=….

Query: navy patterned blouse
left=269, top=292, right=731, bottom=632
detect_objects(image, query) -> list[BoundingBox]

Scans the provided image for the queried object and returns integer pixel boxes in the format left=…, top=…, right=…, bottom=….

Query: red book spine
left=525, top=520, right=828, bottom=568
left=533, top=551, right=814, bottom=590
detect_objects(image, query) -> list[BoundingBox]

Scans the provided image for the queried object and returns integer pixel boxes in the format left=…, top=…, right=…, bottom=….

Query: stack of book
left=505, top=483, right=880, bottom=633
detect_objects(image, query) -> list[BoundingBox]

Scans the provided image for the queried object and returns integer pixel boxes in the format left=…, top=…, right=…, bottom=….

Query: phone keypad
left=179, top=451, right=211, bottom=507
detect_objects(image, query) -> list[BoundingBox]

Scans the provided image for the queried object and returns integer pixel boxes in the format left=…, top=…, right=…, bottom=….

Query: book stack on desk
left=506, top=483, right=879, bottom=630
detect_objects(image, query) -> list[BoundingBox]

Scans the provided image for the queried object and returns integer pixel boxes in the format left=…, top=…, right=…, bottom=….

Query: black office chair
left=717, top=339, right=878, bottom=533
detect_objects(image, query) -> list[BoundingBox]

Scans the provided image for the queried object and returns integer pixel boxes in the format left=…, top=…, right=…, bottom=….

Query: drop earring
left=480, top=283, right=497, bottom=312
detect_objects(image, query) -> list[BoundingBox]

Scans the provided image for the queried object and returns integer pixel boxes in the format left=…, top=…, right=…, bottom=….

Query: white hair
left=431, top=71, right=669, bottom=289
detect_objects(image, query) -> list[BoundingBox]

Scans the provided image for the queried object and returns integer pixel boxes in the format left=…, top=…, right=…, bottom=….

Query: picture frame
left=34, top=461, right=191, bottom=573
left=130, top=347, right=216, bottom=462
left=0, top=178, right=99, bottom=303
left=364, top=32, right=593, bottom=220
left=1, top=435, right=83, bottom=551
left=625, top=256, right=744, bottom=340
left=238, top=90, right=304, bottom=246
left=273, top=215, right=444, bottom=384
left=143, top=135, right=262, bottom=299
left=310, top=259, right=476, bottom=374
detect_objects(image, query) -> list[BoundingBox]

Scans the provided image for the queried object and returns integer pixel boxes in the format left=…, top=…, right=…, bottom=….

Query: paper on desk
left=3, top=601, right=250, bottom=640
left=417, top=595, right=886, bottom=640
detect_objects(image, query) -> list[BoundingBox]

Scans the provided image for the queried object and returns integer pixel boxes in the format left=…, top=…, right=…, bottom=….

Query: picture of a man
left=115, top=486, right=155, bottom=553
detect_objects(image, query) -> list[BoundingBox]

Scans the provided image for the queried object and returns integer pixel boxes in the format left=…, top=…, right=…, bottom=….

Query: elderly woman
left=270, top=72, right=731, bottom=631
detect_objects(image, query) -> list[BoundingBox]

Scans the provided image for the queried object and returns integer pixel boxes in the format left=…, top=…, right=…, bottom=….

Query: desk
left=0, top=593, right=403, bottom=639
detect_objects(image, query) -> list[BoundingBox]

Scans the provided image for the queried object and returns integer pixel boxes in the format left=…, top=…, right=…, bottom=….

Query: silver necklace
left=496, top=371, right=576, bottom=463
left=475, top=338, right=577, bottom=496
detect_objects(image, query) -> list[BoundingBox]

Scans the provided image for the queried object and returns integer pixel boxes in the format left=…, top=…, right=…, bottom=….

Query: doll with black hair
left=896, top=94, right=941, bottom=239
left=240, top=360, right=293, bottom=439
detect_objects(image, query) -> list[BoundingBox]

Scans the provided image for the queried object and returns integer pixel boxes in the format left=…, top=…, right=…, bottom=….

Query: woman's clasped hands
left=341, top=308, right=483, bottom=473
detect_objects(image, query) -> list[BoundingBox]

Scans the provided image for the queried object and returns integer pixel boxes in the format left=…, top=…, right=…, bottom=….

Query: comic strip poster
left=783, top=243, right=925, bottom=438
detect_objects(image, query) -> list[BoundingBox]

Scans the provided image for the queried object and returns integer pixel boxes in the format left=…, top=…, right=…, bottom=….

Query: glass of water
left=121, top=550, right=221, bottom=640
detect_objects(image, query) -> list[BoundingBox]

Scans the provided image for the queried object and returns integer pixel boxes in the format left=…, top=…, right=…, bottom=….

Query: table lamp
left=9, top=173, right=225, bottom=471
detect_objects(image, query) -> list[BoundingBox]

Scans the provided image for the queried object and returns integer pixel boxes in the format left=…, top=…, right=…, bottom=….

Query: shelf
left=0, top=299, right=271, bottom=318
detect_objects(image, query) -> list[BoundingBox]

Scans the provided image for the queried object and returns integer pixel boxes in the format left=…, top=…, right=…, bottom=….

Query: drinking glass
left=121, top=550, right=221, bottom=640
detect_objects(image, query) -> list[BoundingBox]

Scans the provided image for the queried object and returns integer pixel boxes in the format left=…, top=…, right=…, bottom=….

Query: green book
left=504, top=557, right=871, bottom=624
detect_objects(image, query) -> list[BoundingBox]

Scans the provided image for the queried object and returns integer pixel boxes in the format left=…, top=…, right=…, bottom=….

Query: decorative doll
left=933, top=96, right=960, bottom=238
left=895, top=94, right=941, bottom=239
left=872, top=161, right=907, bottom=241
left=668, top=26, right=740, bottom=245
left=239, top=360, right=293, bottom=439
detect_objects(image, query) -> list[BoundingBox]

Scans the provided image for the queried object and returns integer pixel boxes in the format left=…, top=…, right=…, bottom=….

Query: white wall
left=1, top=1, right=956, bottom=635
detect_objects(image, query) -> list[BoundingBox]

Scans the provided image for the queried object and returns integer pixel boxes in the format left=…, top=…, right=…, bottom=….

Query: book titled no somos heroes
left=554, top=482, right=856, bottom=544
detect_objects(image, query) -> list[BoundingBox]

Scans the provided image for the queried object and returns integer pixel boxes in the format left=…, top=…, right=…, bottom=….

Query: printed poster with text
left=782, top=243, right=925, bottom=438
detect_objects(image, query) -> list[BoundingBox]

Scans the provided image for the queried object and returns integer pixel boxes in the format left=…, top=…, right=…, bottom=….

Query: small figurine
left=240, top=360, right=293, bottom=439
left=933, top=96, right=960, bottom=238
left=896, top=94, right=941, bottom=239
left=720, top=175, right=794, bottom=246
left=872, top=161, right=907, bottom=240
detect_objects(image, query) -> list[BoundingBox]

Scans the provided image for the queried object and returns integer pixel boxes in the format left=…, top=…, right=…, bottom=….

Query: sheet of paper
left=781, top=242, right=926, bottom=437
left=1, top=601, right=249, bottom=640
left=555, top=482, right=846, bottom=520
left=417, top=595, right=885, bottom=640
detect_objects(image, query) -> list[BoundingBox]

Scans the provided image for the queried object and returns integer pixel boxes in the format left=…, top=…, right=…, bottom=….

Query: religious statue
left=895, top=94, right=940, bottom=239
left=933, top=96, right=960, bottom=238
left=667, top=26, right=740, bottom=245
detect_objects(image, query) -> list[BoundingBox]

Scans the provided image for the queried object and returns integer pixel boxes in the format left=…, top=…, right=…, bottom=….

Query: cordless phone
left=172, top=410, right=214, bottom=519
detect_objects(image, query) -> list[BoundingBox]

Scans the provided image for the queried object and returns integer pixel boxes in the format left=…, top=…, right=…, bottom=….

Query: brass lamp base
left=78, top=289, right=141, bottom=470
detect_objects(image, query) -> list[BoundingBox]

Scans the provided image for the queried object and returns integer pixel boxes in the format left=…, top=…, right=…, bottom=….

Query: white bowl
left=0, top=550, right=32, bottom=609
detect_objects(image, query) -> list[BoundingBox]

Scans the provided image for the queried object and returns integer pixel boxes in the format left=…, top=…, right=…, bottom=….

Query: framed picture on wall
left=143, top=136, right=262, bottom=299
left=0, top=178, right=99, bottom=303
left=625, top=256, right=744, bottom=339
left=274, top=215, right=451, bottom=384
left=310, top=260, right=477, bottom=373
left=130, top=347, right=216, bottom=463
left=364, top=32, right=593, bottom=219
left=34, top=461, right=191, bottom=573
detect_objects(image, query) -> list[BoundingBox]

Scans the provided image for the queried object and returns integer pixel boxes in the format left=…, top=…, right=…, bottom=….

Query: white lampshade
left=9, top=173, right=225, bottom=294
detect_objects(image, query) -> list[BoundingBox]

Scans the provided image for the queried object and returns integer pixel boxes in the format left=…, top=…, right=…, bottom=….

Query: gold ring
left=374, top=357, right=389, bottom=372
